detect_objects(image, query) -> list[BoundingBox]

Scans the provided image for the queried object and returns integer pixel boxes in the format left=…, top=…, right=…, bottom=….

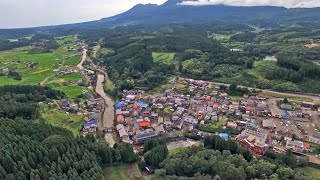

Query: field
left=102, top=163, right=142, bottom=180
left=0, top=36, right=85, bottom=98
left=296, top=167, right=320, bottom=179
left=152, top=52, right=175, bottom=64
left=260, top=91, right=313, bottom=102
left=41, top=107, right=84, bottom=136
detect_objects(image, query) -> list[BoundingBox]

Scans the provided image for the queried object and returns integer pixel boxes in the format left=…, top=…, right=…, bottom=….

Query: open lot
left=296, top=166, right=320, bottom=179
left=102, top=163, right=142, bottom=180
left=41, top=106, right=84, bottom=136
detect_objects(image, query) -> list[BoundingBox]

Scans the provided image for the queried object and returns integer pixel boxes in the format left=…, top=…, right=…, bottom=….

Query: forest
left=80, top=22, right=320, bottom=93
left=154, top=146, right=307, bottom=180
left=0, top=119, right=137, bottom=180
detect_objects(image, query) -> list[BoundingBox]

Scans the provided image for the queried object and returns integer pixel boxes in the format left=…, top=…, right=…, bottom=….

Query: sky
left=0, top=0, right=319, bottom=28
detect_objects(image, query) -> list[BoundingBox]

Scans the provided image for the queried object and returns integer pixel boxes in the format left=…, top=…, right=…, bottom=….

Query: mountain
left=1, top=0, right=320, bottom=39
left=93, top=0, right=320, bottom=27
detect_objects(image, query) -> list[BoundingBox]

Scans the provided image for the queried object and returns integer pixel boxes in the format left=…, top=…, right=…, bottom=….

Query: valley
left=1, top=0, right=320, bottom=179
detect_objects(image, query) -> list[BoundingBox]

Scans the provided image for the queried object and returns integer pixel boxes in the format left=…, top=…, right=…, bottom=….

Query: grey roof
left=136, top=131, right=157, bottom=140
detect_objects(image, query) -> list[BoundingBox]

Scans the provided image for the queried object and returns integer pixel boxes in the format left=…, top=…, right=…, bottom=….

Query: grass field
left=0, top=36, right=85, bottom=98
left=41, top=107, right=84, bottom=136
left=102, top=164, right=142, bottom=180
left=152, top=52, right=175, bottom=64
left=296, top=167, right=320, bottom=179
left=64, top=55, right=81, bottom=65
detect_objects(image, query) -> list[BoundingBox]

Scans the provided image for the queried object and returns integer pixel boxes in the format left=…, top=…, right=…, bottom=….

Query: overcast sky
left=0, top=0, right=319, bottom=28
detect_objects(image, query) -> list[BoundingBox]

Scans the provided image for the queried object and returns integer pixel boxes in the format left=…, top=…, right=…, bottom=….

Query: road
left=76, top=46, right=86, bottom=70
left=201, top=79, right=320, bottom=103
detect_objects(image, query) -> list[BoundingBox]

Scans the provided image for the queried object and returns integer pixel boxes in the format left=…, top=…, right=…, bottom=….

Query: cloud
left=0, top=0, right=166, bottom=28
left=179, top=0, right=320, bottom=8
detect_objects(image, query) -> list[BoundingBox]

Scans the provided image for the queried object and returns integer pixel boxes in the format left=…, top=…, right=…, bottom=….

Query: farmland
left=152, top=52, right=175, bottom=64
left=0, top=36, right=85, bottom=98
left=41, top=106, right=84, bottom=136
left=102, top=164, right=142, bottom=180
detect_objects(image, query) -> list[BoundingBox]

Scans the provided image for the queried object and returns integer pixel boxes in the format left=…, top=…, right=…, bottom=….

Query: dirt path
left=76, top=46, right=87, bottom=70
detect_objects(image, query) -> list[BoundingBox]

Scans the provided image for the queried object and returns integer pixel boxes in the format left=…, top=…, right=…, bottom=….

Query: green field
left=64, top=55, right=81, bottom=65
left=102, top=164, right=142, bottom=180
left=152, top=52, right=175, bottom=64
left=41, top=107, right=84, bottom=136
left=0, top=36, right=85, bottom=98
left=296, top=167, right=320, bottom=179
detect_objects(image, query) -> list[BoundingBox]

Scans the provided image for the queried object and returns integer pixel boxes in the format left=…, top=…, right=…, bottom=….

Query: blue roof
left=219, top=133, right=229, bottom=140
left=84, top=119, right=97, bottom=128
left=282, top=110, right=290, bottom=118
left=115, top=102, right=124, bottom=109
left=135, top=101, right=148, bottom=108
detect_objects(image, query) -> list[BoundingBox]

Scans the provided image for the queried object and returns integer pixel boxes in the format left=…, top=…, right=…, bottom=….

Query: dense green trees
left=142, top=138, right=168, bottom=168
left=154, top=146, right=306, bottom=180
left=204, top=135, right=253, bottom=162
left=0, top=85, right=65, bottom=102
left=0, top=101, right=39, bottom=119
left=0, top=119, right=136, bottom=179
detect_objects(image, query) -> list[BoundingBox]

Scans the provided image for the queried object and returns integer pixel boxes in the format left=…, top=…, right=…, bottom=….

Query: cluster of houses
left=60, top=96, right=102, bottom=133
left=111, top=78, right=320, bottom=158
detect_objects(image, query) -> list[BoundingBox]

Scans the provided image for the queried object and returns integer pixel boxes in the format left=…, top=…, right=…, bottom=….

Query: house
left=309, top=136, right=320, bottom=144
left=237, top=128, right=269, bottom=155
left=116, top=124, right=129, bottom=140
left=117, top=115, right=125, bottom=124
left=286, top=140, right=305, bottom=153
left=83, top=119, right=98, bottom=132
left=281, top=104, right=293, bottom=111
left=139, top=121, right=150, bottom=128
left=262, top=119, right=274, bottom=129
left=282, top=110, right=290, bottom=119
left=134, top=130, right=158, bottom=144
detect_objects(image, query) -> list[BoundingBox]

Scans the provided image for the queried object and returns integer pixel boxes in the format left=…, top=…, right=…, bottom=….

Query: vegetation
left=0, top=119, right=137, bottom=180
left=78, top=23, right=320, bottom=93
left=154, top=146, right=306, bottom=180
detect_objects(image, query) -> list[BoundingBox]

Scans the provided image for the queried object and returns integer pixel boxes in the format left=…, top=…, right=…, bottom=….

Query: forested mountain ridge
left=1, top=0, right=320, bottom=40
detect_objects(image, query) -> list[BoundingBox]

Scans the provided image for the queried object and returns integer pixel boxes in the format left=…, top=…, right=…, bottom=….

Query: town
left=110, top=77, right=320, bottom=160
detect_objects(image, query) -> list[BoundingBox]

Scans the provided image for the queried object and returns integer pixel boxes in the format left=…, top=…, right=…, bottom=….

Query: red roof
left=304, top=143, right=310, bottom=149
left=213, top=102, right=219, bottom=108
left=117, top=115, right=125, bottom=123
left=139, top=121, right=150, bottom=127
left=246, top=105, right=253, bottom=111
